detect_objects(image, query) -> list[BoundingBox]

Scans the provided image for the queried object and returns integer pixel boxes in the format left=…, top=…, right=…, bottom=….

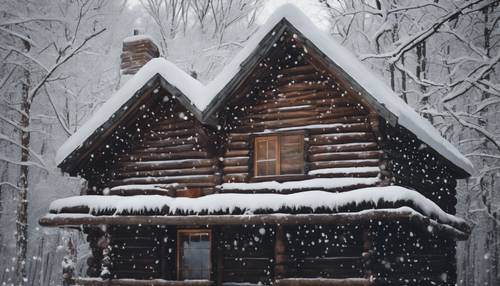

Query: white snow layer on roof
left=123, top=34, right=154, bottom=43
left=55, top=4, right=473, bottom=175
left=48, top=186, right=464, bottom=226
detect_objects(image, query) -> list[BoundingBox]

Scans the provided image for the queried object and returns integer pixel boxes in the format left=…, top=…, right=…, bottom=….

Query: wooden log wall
left=108, top=225, right=176, bottom=280
left=83, top=227, right=106, bottom=278
left=381, top=123, right=458, bottom=213
left=370, top=222, right=456, bottom=286
left=216, top=226, right=275, bottom=285
left=81, top=88, right=219, bottom=196
left=285, top=225, right=364, bottom=279
left=221, top=32, right=384, bottom=190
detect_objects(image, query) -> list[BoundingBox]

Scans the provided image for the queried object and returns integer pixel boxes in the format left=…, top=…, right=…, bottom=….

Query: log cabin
left=40, top=4, right=474, bottom=286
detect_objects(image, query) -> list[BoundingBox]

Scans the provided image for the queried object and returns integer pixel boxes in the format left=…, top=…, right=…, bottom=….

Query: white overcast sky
left=127, top=0, right=331, bottom=31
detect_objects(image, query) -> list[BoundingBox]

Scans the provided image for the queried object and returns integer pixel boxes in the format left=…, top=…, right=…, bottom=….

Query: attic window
left=254, top=134, right=304, bottom=177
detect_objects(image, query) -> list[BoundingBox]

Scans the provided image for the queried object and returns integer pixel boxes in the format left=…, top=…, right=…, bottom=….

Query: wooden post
left=215, top=227, right=224, bottom=286
left=62, top=237, right=76, bottom=286
left=361, top=226, right=373, bottom=280
left=99, top=230, right=112, bottom=280
left=274, top=225, right=287, bottom=281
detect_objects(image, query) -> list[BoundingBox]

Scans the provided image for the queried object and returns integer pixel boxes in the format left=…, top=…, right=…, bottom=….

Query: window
left=254, top=134, right=304, bottom=177
left=177, top=230, right=211, bottom=280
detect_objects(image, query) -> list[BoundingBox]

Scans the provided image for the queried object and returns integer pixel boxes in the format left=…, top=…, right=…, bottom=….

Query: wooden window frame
left=253, top=132, right=305, bottom=178
left=176, top=229, right=212, bottom=281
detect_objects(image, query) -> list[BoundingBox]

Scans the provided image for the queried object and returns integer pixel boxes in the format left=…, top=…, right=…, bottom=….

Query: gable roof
left=56, top=4, right=474, bottom=177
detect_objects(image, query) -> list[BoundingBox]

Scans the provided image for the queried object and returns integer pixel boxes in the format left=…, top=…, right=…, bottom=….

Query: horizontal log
left=309, top=159, right=380, bottom=169
left=115, top=166, right=217, bottom=179
left=309, top=142, right=379, bottom=153
left=310, top=133, right=375, bottom=145
left=315, top=116, right=370, bottom=125
left=240, top=117, right=317, bottom=129
left=257, top=104, right=317, bottom=115
left=223, top=165, right=249, bottom=174
left=317, top=110, right=368, bottom=121
left=147, top=128, right=195, bottom=138
left=310, top=150, right=383, bottom=161
left=307, top=123, right=372, bottom=135
left=276, top=73, right=322, bottom=85
left=40, top=211, right=470, bottom=240
left=311, top=171, right=381, bottom=179
left=117, top=159, right=214, bottom=171
left=222, top=271, right=269, bottom=283
left=228, top=133, right=250, bottom=141
left=279, top=65, right=317, bottom=76
left=223, top=257, right=272, bottom=269
left=75, top=278, right=213, bottom=286
left=120, top=151, right=210, bottom=162
left=273, top=278, right=373, bottom=286
left=251, top=96, right=326, bottom=112
left=224, top=150, right=249, bottom=157
left=133, top=144, right=198, bottom=154
left=150, top=120, right=196, bottom=131
left=140, top=136, right=200, bottom=147
left=223, top=157, right=249, bottom=167
left=227, top=141, right=248, bottom=150
left=277, top=82, right=328, bottom=93
left=249, top=110, right=318, bottom=120
left=223, top=174, right=248, bottom=183
left=111, top=174, right=217, bottom=186
left=108, top=188, right=176, bottom=196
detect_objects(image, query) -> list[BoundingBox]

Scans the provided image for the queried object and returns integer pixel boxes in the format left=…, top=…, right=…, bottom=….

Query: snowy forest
left=0, top=0, right=499, bottom=285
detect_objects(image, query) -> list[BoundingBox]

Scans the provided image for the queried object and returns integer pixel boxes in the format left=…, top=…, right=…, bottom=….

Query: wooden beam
left=274, top=225, right=287, bottom=280
left=273, top=278, right=372, bottom=286
left=75, top=278, right=213, bottom=286
left=39, top=210, right=470, bottom=240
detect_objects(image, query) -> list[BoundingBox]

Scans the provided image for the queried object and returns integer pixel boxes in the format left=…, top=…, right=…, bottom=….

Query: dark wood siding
left=82, top=88, right=219, bottom=195
left=371, top=222, right=456, bottom=286
left=382, top=123, right=458, bottom=213
left=286, top=225, right=364, bottom=279
left=220, top=32, right=383, bottom=190
left=216, top=226, right=275, bottom=285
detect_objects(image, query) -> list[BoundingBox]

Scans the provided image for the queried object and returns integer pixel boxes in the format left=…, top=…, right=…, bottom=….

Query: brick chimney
left=120, top=29, right=159, bottom=75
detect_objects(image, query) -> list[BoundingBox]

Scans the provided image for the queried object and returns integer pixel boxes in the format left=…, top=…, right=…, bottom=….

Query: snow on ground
left=55, top=4, right=474, bottom=175
left=48, top=186, right=465, bottom=226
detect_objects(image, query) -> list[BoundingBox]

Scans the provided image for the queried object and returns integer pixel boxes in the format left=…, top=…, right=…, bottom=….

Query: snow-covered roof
left=56, top=4, right=473, bottom=176
left=48, top=186, right=464, bottom=227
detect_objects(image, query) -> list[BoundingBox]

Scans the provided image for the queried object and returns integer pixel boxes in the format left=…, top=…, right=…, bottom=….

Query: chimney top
left=120, top=31, right=159, bottom=75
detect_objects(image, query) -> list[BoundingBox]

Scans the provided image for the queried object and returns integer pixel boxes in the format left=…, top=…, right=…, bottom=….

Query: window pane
left=256, top=140, right=267, bottom=159
left=265, top=160, right=277, bottom=176
left=267, top=139, right=277, bottom=159
left=179, top=232, right=210, bottom=280
left=255, top=137, right=278, bottom=176
left=280, top=135, right=304, bottom=174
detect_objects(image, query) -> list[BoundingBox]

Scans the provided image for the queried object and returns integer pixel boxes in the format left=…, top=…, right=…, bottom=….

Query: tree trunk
left=16, top=40, right=31, bottom=286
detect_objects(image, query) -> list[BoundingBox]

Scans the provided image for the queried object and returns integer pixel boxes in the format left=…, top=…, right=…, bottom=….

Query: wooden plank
left=310, top=133, right=376, bottom=145
left=119, top=151, right=210, bottom=162
left=117, top=159, right=214, bottom=171
left=274, top=278, right=371, bottom=286
left=309, top=159, right=380, bottom=169
left=310, top=150, right=383, bottom=161
left=75, top=278, right=213, bottom=286
left=309, top=142, right=378, bottom=154
left=40, top=211, right=471, bottom=240
left=115, top=166, right=216, bottom=179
